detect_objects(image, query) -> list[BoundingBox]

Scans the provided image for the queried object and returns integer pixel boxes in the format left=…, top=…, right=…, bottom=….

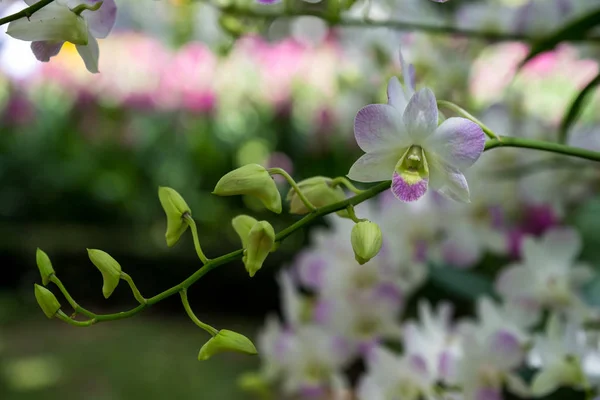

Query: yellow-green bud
left=198, top=329, right=258, bottom=361
left=232, top=215, right=258, bottom=249
left=237, top=372, right=271, bottom=396
left=213, top=164, right=282, bottom=214
left=87, top=249, right=122, bottom=299
left=36, top=248, right=55, bottom=286
left=286, top=176, right=346, bottom=215
left=244, top=221, right=275, bottom=277
left=34, top=284, right=61, bottom=319
left=351, top=221, right=383, bottom=265
left=158, top=186, right=192, bottom=247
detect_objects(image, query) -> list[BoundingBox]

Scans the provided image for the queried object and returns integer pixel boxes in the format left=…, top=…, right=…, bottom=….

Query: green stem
left=331, top=177, right=364, bottom=194
left=48, top=133, right=600, bottom=325
left=268, top=167, right=317, bottom=212
left=485, top=136, right=600, bottom=162
left=120, top=272, right=147, bottom=305
left=50, top=275, right=96, bottom=319
left=214, top=3, right=600, bottom=44
left=437, top=100, right=497, bottom=139
left=71, top=1, right=102, bottom=16
left=184, top=215, right=209, bottom=264
left=179, top=289, right=219, bottom=336
left=346, top=205, right=365, bottom=223
left=0, top=0, right=55, bottom=26
left=56, top=310, right=95, bottom=327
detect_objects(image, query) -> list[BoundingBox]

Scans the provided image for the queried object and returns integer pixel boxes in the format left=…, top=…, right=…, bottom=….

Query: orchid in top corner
left=7, top=0, right=117, bottom=73
left=347, top=49, right=485, bottom=203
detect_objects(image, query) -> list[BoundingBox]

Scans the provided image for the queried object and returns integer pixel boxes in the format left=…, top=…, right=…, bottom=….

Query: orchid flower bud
left=286, top=177, right=346, bottom=215
left=232, top=215, right=259, bottom=249
left=87, top=249, right=122, bottom=298
left=36, top=248, right=55, bottom=286
left=158, top=187, right=192, bottom=247
left=244, top=221, right=275, bottom=277
left=34, top=284, right=61, bottom=319
left=198, top=329, right=258, bottom=360
left=351, top=221, right=383, bottom=265
left=213, top=164, right=282, bottom=214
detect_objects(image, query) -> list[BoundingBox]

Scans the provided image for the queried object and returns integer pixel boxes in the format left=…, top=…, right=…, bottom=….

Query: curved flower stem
left=179, top=289, right=219, bottom=336
left=0, top=0, right=55, bottom=26
left=184, top=215, right=209, bottom=264
left=49, top=134, right=600, bottom=326
left=268, top=167, right=317, bottom=212
left=332, top=177, right=364, bottom=194
left=56, top=311, right=95, bottom=327
left=50, top=275, right=96, bottom=319
left=120, top=272, right=147, bottom=305
left=212, top=3, right=600, bottom=44
left=346, top=205, right=365, bottom=223
left=485, top=136, right=600, bottom=162
left=437, top=100, right=497, bottom=139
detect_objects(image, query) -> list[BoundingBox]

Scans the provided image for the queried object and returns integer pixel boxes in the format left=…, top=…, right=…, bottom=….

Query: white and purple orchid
left=7, top=0, right=117, bottom=73
left=347, top=52, right=485, bottom=203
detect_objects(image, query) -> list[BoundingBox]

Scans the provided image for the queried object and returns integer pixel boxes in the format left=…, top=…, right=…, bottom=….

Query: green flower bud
left=351, top=221, right=383, bottom=265
left=198, top=329, right=258, bottom=361
left=158, top=186, right=192, bottom=247
left=87, top=249, right=122, bottom=299
left=213, top=164, right=282, bottom=214
left=34, top=284, right=61, bottom=319
left=244, top=221, right=275, bottom=277
left=232, top=215, right=258, bottom=249
left=286, top=176, right=346, bottom=215
left=238, top=372, right=271, bottom=397
left=36, top=248, right=55, bottom=286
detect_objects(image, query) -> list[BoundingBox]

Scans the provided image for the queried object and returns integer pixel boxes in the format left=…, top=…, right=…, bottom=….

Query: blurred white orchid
left=7, top=0, right=117, bottom=73
left=496, top=228, right=594, bottom=315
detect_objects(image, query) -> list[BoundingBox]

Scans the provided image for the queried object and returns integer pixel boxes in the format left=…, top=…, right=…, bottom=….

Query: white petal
left=387, top=76, right=409, bottom=113
left=541, top=228, right=582, bottom=264
left=76, top=35, right=99, bottom=73
left=428, top=157, right=471, bottom=202
left=7, top=3, right=88, bottom=45
left=348, top=150, right=401, bottom=183
left=495, top=264, right=533, bottom=300
left=425, top=117, right=486, bottom=170
left=403, top=88, right=438, bottom=144
left=354, top=104, right=409, bottom=152
left=79, top=0, right=117, bottom=39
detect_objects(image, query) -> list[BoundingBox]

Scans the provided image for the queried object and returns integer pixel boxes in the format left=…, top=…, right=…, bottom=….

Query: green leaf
left=429, top=266, right=495, bottom=301
left=520, top=7, right=600, bottom=68
left=559, top=72, right=600, bottom=143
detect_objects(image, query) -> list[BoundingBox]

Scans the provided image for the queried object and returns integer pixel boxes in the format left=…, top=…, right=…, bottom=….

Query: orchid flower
left=7, top=0, right=117, bottom=73
left=347, top=50, right=485, bottom=203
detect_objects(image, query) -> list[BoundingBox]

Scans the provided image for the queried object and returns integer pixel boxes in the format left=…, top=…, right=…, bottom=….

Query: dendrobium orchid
left=7, top=0, right=117, bottom=73
left=348, top=52, right=485, bottom=203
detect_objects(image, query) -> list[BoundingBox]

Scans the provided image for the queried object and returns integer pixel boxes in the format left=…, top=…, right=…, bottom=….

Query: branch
left=214, top=4, right=600, bottom=43
left=485, top=136, right=600, bottom=162
left=0, top=0, right=55, bottom=27
left=51, top=135, right=600, bottom=326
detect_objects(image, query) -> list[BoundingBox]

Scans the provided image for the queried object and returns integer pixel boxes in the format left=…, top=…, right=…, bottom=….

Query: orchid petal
left=348, top=150, right=401, bottom=183
left=398, top=47, right=415, bottom=95
left=488, top=330, right=523, bottom=369
left=78, top=0, right=117, bottom=38
left=495, top=264, right=532, bottom=299
left=426, top=117, right=485, bottom=170
left=429, top=159, right=471, bottom=202
left=403, top=88, right=438, bottom=143
left=76, top=35, right=99, bottom=73
left=387, top=76, right=409, bottom=113
left=392, top=171, right=428, bottom=202
left=354, top=104, right=409, bottom=152
left=541, top=228, right=582, bottom=264
left=7, top=3, right=88, bottom=45
left=31, top=41, right=64, bottom=62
